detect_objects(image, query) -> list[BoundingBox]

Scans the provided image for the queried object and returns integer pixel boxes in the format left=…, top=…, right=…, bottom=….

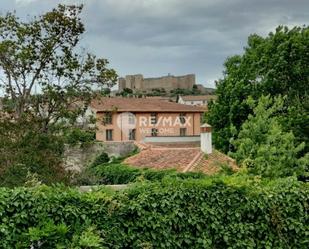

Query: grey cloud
left=0, top=0, right=308, bottom=86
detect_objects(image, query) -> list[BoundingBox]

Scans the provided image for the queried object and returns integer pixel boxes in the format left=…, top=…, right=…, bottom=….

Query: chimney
left=200, top=124, right=212, bottom=154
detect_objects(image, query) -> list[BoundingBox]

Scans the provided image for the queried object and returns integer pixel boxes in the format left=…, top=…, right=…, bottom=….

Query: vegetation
left=206, top=26, right=309, bottom=154
left=93, top=163, right=205, bottom=185
left=0, top=177, right=307, bottom=248
left=230, top=95, right=307, bottom=178
left=91, top=152, right=110, bottom=167
left=74, top=155, right=206, bottom=186
left=0, top=5, right=116, bottom=186
left=64, top=128, right=96, bottom=146
left=170, top=85, right=202, bottom=96
left=0, top=5, right=307, bottom=247
left=0, top=120, right=69, bottom=187
left=116, top=87, right=133, bottom=97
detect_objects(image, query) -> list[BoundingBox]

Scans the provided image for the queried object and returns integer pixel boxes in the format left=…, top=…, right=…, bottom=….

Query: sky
left=0, top=0, right=308, bottom=88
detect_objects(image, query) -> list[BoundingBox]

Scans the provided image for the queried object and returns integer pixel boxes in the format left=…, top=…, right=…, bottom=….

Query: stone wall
left=118, top=74, right=195, bottom=92
left=63, top=141, right=136, bottom=172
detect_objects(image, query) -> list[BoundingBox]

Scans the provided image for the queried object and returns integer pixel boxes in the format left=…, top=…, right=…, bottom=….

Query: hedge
left=0, top=177, right=308, bottom=248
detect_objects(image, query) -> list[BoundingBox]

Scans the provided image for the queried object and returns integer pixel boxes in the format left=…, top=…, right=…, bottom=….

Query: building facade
left=92, top=97, right=205, bottom=142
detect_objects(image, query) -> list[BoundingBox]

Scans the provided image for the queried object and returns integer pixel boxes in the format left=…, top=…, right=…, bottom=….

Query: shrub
left=91, top=152, right=110, bottom=167
left=230, top=95, right=306, bottom=178
left=0, top=177, right=307, bottom=248
left=95, top=163, right=141, bottom=184
left=65, top=128, right=96, bottom=146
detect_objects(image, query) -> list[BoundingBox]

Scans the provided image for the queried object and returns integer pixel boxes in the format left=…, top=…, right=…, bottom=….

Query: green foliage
left=91, top=152, right=110, bottom=168
left=0, top=177, right=307, bottom=248
left=0, top=5, right=117, bottom=126
left=146, top=88, right=167, bottom=96
left=0, top=120, right=69, bottom=187
left=100, top=88, right=111, bottom=96
left=0, top=5, right=117, bottom=187
left=92, top=162, right=206, bottom=185
left=231, top=95, right=307, bottom=178
left=117, top=88, right=133, bottom=97
left=170, top=85, right=201, bottom=96
left=206, top=26, right=309, bottom=153
left=65, top=128, right=96, bottom=146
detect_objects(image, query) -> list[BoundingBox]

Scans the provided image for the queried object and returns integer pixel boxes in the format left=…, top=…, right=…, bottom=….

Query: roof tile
left=91, top=97, right=206, bottom=113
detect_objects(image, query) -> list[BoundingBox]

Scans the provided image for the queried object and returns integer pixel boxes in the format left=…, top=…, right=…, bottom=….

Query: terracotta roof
left=125, top=147, right=201, bottom=171
left=91, top=97, right=205, bottom=113
left=124, top=144, right=238, bottom=174
left=180, top=95, right=217, bottom=101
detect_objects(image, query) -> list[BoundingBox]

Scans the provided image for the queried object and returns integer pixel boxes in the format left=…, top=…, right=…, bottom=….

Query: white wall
left=201, top=132, right=212, bottom=154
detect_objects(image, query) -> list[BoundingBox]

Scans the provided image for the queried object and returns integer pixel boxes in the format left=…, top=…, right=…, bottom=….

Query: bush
left=91, top=152, right=110, bottom=167
left=95, top=163, right=141, bottom=184
left=0, top=122, right=70, bottom=187
left=0, top=177, right=307, bottom=248
left=65, top=128, right=95, bottom=146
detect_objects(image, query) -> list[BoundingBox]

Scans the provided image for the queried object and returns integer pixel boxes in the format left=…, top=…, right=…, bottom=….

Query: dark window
left=179, top=113, right=186, bottom=124
left=180, top=128, right=187, bottom=137
left=150, top=113, right=157, bottom=125
left=129, top=129, right=136, bottom=140
left=151, top=128, right=158, bottom=137
left=103, top=112, right=112, bottom=125
left=106, top=129, right=113, bottom=141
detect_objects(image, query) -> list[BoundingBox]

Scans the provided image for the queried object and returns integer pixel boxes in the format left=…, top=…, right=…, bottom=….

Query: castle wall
left=118, top=74, right=195, bottom=92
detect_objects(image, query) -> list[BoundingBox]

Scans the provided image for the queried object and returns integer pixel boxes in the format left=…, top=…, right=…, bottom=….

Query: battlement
left=118, top=74, right=195, bottom=92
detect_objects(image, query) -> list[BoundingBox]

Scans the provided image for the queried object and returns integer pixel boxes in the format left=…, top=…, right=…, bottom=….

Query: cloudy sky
left=0, top=0, right=308, bottom=87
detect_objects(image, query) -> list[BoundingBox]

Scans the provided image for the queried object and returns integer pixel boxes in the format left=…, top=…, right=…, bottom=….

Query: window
left=128, top=113, right=135, bottom=125
left=151, top=128, right=158, bottom=137
left=103, top=112, right=112, bottom=125
left=106, top=129, right=113, bottom=141
left=129, top=129, right=136, bottom=140
left=150, top=113, right=157, bottom=125
left=180, top=128, right=187, bottom=137
left=179, top=113, right=186, bottom=124
left=200, top=114, right=204, bottom=125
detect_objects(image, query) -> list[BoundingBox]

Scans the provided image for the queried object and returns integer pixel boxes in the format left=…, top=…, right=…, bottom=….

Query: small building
left=177, top=95, right=217, bottom=107
left=91, top=97, right=205, bottom=142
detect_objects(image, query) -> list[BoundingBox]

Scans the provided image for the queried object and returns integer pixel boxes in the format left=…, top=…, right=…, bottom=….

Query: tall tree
left=206, top=26, right=309, bottom=153
left=0, top=4, right=117, bottom=131
left=0, top=5, right=117, bottom=186
left=230, top=95, right=307, bottom=178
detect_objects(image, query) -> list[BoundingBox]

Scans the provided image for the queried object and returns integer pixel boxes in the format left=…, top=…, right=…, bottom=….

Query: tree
left=0, top=119, right=68, bottom=187
left=206, top=26, right=309, bottom=153
left=0, top=5, right=117, bottom=186
left=192, top=85, right=201, bottom=95
left=230, top=95, right=307, bottom=178
left=101, top=88, right=111, bottom=96
left=117, top=87, right=133, bottom=97
left=0, top=4, right=117, bottom=131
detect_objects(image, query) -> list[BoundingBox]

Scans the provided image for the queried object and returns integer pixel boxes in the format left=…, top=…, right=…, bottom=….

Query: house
left=177, top=95, right=217, bottom=107
left=91, top=97, right=206, bottom=142
left=124, top=122, right=238, bottom=174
